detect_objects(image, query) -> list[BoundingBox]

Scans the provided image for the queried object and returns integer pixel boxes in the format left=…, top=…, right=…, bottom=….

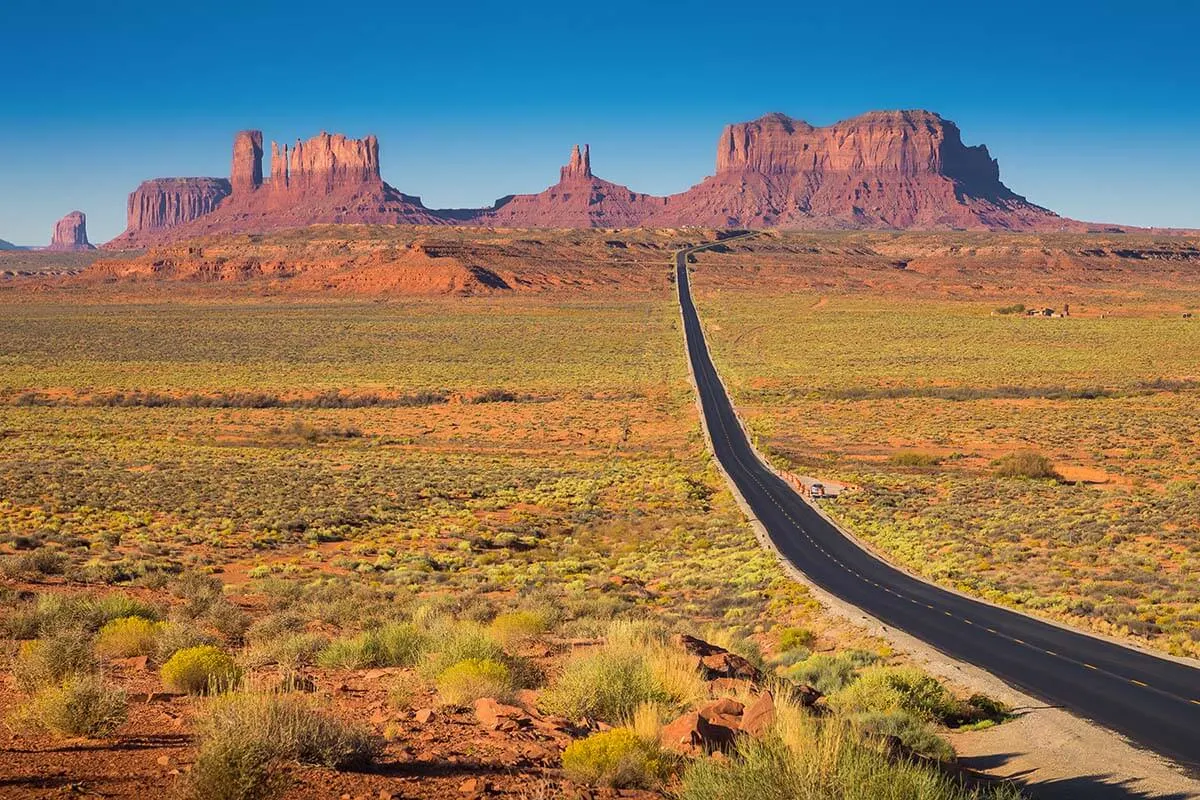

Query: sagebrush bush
left=993, top=451, right=1061, bottom=481
left=155, top=621, right=218, bottom=662
left=13, top=632, right=97, bottom=692
left=96, top=616, right=160, bottom=658
left=890, top=451, right=943, bottom=468
left=436, top=658, right=514, bottom=706
left=851, top=710, right=955, bottom=761
left=785, top=651, right=877, bottom=695
left=562, top=729, right=671, bottom=789
left=160, top=645, right=241, bottom=694
left=189, top=692, right=379, bottom=800
left=317, top=622, right=426, bottom=669
left=680, top=728, right=1021, bottom=800
left=17, top=675, right=127, bottom=738
left=540, top=633, right=704, bottom=724
left=489, top=610, right=551, bottom=645
left=830, top=666, right=960, bottom=724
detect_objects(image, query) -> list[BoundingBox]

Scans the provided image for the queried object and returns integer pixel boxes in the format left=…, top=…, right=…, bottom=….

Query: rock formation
left=107, top=178, right=232, bottom=248
left=101, top=110, right=1089, bottom=246
left=47, top=211, right=95, bottom=251
left=475, top=145, right=667, bottom=228
left=231, top=130, right=264, bottom=194
left=651, top=110, right=1077, bottom=231
left=559, top=144, right=591, bottom=182
left=106, top=131, right=440, bottom=247
left=283, top=132, right=381, bottom=196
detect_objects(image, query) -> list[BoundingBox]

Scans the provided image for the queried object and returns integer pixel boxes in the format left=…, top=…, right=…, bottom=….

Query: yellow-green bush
left=17, top=675, right=127, bottom=738
left=160, top=645, right=241, bottom=694
left=96, top=616, right=160, bottom=658
left=993, top=451, right=1061, bottom=481
left=436, top=658, right=513, bottom=706
left=562, top=729, right=671, bottom=789
left=13, top=632, right=97, bottom=692
left=489, top=610, right=550, bottom=645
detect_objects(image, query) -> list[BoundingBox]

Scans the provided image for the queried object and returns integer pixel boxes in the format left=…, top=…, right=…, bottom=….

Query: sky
left=1, top=0, right=1198, bottom=245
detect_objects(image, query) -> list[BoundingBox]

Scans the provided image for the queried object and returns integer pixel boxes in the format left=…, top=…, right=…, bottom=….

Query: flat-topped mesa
left=715, top=110, right=1012, bottom=199
left=124, top=178, right=233, bottom=234
left=47, top=210, right=94, bottom=251
left=559, top=144, right=592, bottom=183
left=284, top=132, right=381, bottom=196
left=231, top=130, right=264, bottom=193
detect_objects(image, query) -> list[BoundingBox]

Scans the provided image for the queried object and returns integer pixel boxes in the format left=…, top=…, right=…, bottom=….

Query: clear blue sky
left=2, top=0, right=1197, bottom=244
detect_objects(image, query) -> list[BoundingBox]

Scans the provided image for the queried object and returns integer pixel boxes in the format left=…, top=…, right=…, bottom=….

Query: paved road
left=675, top=245, right=1200, bottom=771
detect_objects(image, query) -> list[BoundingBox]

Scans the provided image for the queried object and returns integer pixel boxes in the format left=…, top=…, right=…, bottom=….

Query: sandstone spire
left=231, top=130, right=264, bottom=193
left=560, top=144, right=593, bottom=183
left=270, top=141, right=289, bottom=191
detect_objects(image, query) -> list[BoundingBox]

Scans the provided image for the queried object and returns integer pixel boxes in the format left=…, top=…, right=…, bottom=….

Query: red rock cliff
left=650, top=110, right=1073, bottom=230
left=559, top=144, right=592, bottom=183
left=47, top=210, right=94, bottom=251
left=279, top=132, right=381, bottom=196
left=106, top=178, right=232, bottom=248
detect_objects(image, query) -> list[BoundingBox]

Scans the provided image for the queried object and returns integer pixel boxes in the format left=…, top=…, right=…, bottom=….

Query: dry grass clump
left=316, top=622, right=427, bottom=669
left=993, top=451, right=1061, bottom=481
left=540, top=621, right=705, bottom=723
left=436, top=658, right=514, bottom=706
left=15, top=674, right=127, bottom=738
left=188, top=692, right=380, bottom=800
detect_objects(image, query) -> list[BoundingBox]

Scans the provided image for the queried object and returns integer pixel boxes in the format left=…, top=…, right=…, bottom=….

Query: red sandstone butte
left=646, top=110, right=1080, bottom=231
left=46, top=210, right=95, bottom=251
left=101, top=109, right=1092, bottom=247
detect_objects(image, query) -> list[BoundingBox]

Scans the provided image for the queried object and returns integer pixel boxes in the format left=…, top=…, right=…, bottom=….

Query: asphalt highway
left=675, top=246, right=1200, bottom=771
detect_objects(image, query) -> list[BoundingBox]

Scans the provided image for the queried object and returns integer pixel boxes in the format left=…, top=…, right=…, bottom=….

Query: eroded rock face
left=110, top=178, right=233, bottom=247
left=559, top=144, right=592, bottom=183
left=231, top=130, right=264, bottom=194
left=47, top=211, right=94, bottom=251
left=282, top=132, right=381, bottom=196
left=653, top=110, right=1072, bottom=231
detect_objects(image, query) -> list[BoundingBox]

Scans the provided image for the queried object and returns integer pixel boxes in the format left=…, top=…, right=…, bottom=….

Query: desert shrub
left=562, top=729, right=671, bottom=789
left=26, top=592, right=159, bottom=637
left=246, top=632, right=329, bottom=669
left=540, top=633, right=704, bottom=724
left=174, top=572, right=225, bottom=619
left=890, top=452, right=943, bottom=468
left=994, top=303, right=1026, bottom=315
left=489, top=610, right=551, bottom=645
left=852, top=711, right=955, bottom=761
left=778, top=627, right=816, bottom=652
left=17, top=675, right=127, bottom=738
left=436, top=658, right=514, bottom=706
left=419, top=623, right=536, bottom=687
left=155, top=621, right=218, bottom=661
left=317, top=622, right=427, bottom=669
left=160, top=645, right=242, bottom=694
left=189, top=692, right=379, bottom=800
left=993, top=451, right=1061, bottom=481
left=96, top=616, right=160, bottom=658
left=13, top=632, right=97, bottom=692
left=680, top=727, right=1020, bottom=800
left=831, top=666, right=959, bottom=724
left=1, top=549, right=67, bottom=579
left=208, top=601, right=251, bottom=645
left=785, top=651, right=877, bottom=695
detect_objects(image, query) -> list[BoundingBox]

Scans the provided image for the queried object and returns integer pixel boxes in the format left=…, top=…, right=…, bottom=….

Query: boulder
left=740, top=691, right=776, bottom=736
left=661, top=706, right=742, bottom=755
left=473, top=697, right=528, bottom=731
